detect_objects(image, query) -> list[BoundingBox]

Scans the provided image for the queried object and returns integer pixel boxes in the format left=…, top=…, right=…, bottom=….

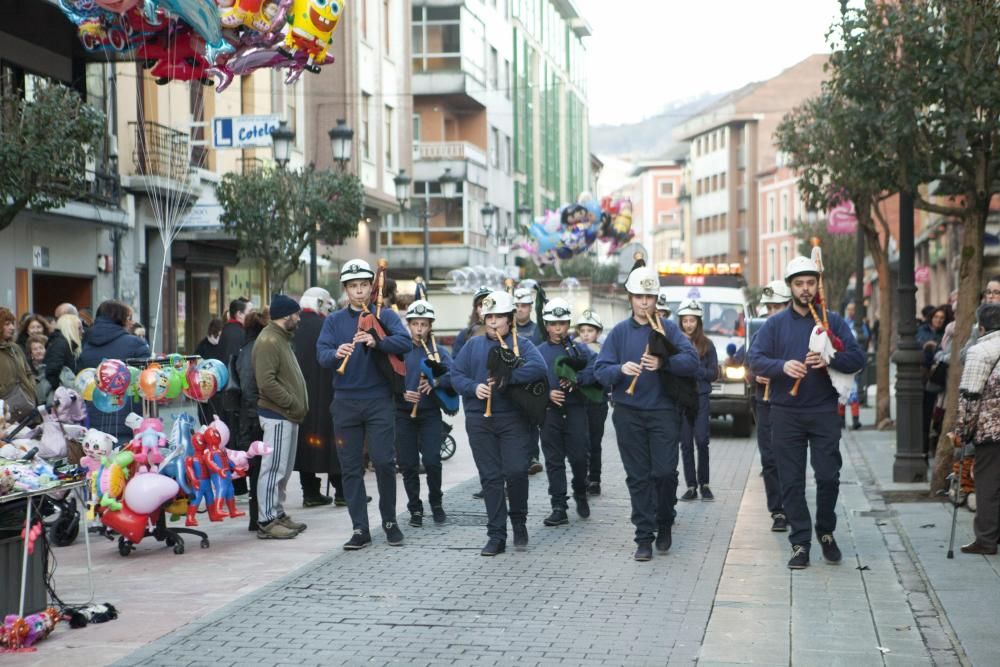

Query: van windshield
left=667, top=302, right=746, bottom=337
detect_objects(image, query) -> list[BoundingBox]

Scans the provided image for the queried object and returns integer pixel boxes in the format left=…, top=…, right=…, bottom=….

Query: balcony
left=125, top=121, right=199, bottom=200
left=413, top=142, right=487, bottom=167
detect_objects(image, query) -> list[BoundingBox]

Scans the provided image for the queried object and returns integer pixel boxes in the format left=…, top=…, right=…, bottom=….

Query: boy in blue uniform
left=748, top=257, right=866, bottom=569
left=514, top=286, right=545, bottom=475
left=576, top=310, right=609, bottom=496
left=595, top=263, right=700, bottom=561
left=397, top=299, right=453, bottom=527
left=675, top=299, right=719, bottom=502
left=317, top=259, right=413, bottom=551
left=451, top=286, right=490, bottom=357
left=536, top=298, right=598, bottom=526
left=451, top=291, right=547, bottom=556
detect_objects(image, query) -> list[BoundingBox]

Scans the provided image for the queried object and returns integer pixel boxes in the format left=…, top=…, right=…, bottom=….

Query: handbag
left=2, top=383, right=36, bottom=423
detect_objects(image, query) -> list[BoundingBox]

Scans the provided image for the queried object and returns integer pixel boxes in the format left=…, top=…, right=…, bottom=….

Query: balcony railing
left=130, top=121, right=193, bottom=181
left=413, top=141, right=487, bottom=166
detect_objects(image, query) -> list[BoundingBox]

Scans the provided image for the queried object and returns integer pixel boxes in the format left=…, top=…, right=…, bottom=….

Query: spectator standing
left=42, top=313, right=82, bottom=396
left=0, top=307, right=36, bottom=422
left=195, top=318, right=226, bottom=425
left=27, top=334, right=48, bottom=403
left=17, top=315, right=50, bottom=358
left=236, top=309, right=269, bottom=531
left=220, top=300, right=253, bottom=492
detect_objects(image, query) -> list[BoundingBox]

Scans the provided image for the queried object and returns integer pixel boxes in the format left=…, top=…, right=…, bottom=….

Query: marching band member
left=656, top=288, right=673, bottom=320
left=675, top=299, right=719, bottom=503
left=397, top=299, right=453, bottom=527
left=576, top=310, right=609, bottom=496
left=748, top=257, right=865, bottom=569
left=451, top=286, right=491, bottom=357
left=513, top=287, right=544, bottom=343
left=595, top=262, right=700, bottom=561
left=753, top=280, right=792, bottom=532
left=537, top=298, right=598, bottom=526
left=451, top=291, right=547, bottom=556
left=317, top=259, right=412, bottom=551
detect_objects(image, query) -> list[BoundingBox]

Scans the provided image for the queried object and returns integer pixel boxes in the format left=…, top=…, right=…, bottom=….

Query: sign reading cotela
left=213, top=115, right=281, bottom=149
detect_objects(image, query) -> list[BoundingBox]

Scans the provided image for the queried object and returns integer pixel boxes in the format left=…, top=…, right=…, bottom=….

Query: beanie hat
left=269, top=294, right=300, bottom=321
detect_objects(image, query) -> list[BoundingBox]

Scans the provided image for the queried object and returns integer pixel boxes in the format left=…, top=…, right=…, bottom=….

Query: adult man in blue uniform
left=748, top=257, right=866, bottom=569
left=514, top=286, right=544, bottom=474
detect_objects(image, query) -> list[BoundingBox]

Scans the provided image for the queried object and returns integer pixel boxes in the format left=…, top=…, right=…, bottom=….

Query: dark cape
left=292, top=310, right=339, bottom=475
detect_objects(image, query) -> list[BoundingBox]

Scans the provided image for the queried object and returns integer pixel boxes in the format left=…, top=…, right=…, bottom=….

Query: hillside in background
left=590, top=93, right=727, bottom=160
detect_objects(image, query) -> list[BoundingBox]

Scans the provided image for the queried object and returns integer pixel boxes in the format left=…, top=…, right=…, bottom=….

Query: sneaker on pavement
left=480, top=538, right=506, bottom=556
left=409, top=512, right=423, bottom=528
left=771, top=513, right=788, bottom=532
left=384, top=521, right=405, bottom=546
left=302, top=494, right=334, bottom=508
left=334, top=496, right=348, bottom=507
left=473, top=489, right=485, bottom=499
left=528, top=459, right=543, bottom=475
left=787, top=544, right=810, bottom=569
left=967, top=492, right=977, bottom=512
left=543, top=509, right=569, bottom=526
left=655, top=525, right=672, bottom=553
left=257, top=519, right=298, bottom=540
left=852, top=418, right=862, bottom=430
left=587, top=481, right=601, bottom=496
left=819, top=534, right=842, bottom=563
left=680, top=487, right=698, bottom=502
left=276, top=514, right=307, bottom=532
left=431, top=505, right=447, bottom=524
left=574, top=495, right=591, bottom=518
left=634, top=542, right=653, bottom=561
left=960, top=541, right=998, bottom=555
left=513, top=524, right=529, bottom=550
left=343, top=529, right=372, bottom=550
left=700, top=485, right=715, bottom=502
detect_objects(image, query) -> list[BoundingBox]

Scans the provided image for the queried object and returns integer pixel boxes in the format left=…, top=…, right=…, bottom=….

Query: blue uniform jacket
left=517, top=320, right=543, bottom=345
left=451, top=325, right=478, bottom=357
left=594, top=316, right=700, bottom=410
left=748, top=307, right=865, bottom=409
left=399, top=341, right=454, bottom=413
left=316, top=306, right=412, bottom=400
left=694, top=344, right=719, bottom=395
left=537, top=339, right=597, bottom=407
left=451, top=333, right=547, bottom=415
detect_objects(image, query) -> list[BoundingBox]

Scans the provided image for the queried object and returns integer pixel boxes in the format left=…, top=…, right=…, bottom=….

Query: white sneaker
left=967, top=493, right=977, bottom=512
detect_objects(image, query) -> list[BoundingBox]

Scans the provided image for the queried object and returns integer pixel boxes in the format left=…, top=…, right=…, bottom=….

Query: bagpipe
left=411, top=334, right=460, bottom=417
left=554, top=340, right=603, bottom=404
left=486, top=327, right=548, bottom=426
left=336, top=259, right=407, bottom=394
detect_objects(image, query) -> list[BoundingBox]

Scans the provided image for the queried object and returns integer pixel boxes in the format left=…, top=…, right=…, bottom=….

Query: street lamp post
left=270, top=121, right=295, bottom=293
left=317, top=119, right=355, bottom=287
left=394, top=167, right=459, bottom=286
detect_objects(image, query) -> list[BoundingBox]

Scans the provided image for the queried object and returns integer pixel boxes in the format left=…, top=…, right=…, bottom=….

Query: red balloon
left=97, top=359, right=131, bottom=397
left=100, top=502, right=149, bottom=544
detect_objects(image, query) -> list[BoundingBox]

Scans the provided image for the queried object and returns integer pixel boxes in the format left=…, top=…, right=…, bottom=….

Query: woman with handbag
left=0, top=307, right=38, bottom=423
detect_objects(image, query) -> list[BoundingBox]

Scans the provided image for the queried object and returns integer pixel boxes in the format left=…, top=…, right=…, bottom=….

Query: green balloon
left=127, top=366, right=141, bottom=389
left=165, top=369, right=183, bottom=399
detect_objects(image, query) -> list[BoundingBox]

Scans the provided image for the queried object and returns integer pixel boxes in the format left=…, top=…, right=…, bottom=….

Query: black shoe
left=574, top=495, right=591, bottom=518
left=655, top=525, right=672, bottom=553
left=409, top=512, right=423, bottom=528
left=852, top=419, right=862, bottom=431
left=587, top=481, right=601, bottom=496
left=513, top=524, right=529, bottom=550
left=303, top=494, right=334, bottom=508
left=333, top=496, right=348, bottom=507
left=840, top=415, right=847, bottom=429
left=543, top=509, right=569, bottom=526
left=680, top=487, right=698, bottom=501
left=634, top=542, right=653, bottom=561
left=473, top=489, right=485, bottom=499
left=788, top=544, right=810, bottom=569
left=700, top=485, right=714, bottom=502
left=819, top=534, right=842, bottom=563
left=431, top=505, right=447, bottom=524
left=343, top=529, right=372, bottom=551
left=481, top=538, right=506, bottom=556
left=528, top=459, right=543, bottom=475
left=384, top=521, right=404, bottom=546
left=771, top=513, right=788, bottom=532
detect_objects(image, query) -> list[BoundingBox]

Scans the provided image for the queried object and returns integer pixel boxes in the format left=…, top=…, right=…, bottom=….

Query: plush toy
left=226, top=440, right=270, bottom=478
left=80, top=429, right=118, bottom=472
left=0, top=608, right=60, bottom=649
left=66, top=603, right=117, bottom=628
left=126, top=417, right=166, bottom=472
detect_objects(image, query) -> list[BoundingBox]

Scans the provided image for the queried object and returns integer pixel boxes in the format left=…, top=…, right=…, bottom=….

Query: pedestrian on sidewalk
left=576, top=310, right=609, bottom=496
left=317, top=259, right=412, bottom=551
left=221, top=298, right=254, bottom=495
left=451, top=291, right=547, bottom=556
left=595, top=260, right=699, bottom=562
left=536, top=298, right=597, bottom=526
left=293, top=287, right=344, bottom=508
left=236, top=309, right=268, bottom=531
left=397, top=299, right=453, bottom=527
left=751, top=280, right=791, bottom=532
left=675, top=299, right=718, bottom=503
left=953, top=303, right=1000, bottom=555
left=840, top=301, right=868, bottom=430
left=253, top=295, right=309, bottom=540
left=748, top=257, right=865, bottom=569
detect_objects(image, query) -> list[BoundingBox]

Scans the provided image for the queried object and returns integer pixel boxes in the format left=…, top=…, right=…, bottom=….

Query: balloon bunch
left=56, top=0, right=345, bottom=89
left=514, top=193, right=636, bottom=273
left=75, top=355, right=228, bottom=414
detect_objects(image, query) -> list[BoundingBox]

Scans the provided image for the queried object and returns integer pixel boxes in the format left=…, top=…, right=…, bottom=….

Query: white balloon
left=123, top=473, right=180, bottom=514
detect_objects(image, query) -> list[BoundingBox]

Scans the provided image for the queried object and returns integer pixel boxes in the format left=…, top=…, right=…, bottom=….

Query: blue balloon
left=198, top=358, right=229, bottom=390
left=91, top=387, right=125, bottom=413
left=144, top=0, right=234, bottom=63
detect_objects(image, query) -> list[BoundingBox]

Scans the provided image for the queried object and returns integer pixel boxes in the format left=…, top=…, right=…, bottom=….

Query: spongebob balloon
left=279, top=0, right=344, bottom=73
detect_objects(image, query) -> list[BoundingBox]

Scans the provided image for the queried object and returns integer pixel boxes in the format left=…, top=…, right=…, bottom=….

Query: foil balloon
left=138, top=365, right=168, bottom=401
left=97, top=359, right=131, bottom=396
left=100, top=501, right=148, bottom=543
left=279, top=0, right=345, bottom=73
left=198, top=358, right=229, bottom=390
left=143, top=0, right=235, bottom=64
left=95, top=0, right=140, bottom=11
left=75, top=368, right=98, bottom=401
left=91, top=387, right=125, bottom=413
left=123, top=473, right=180, bottom=514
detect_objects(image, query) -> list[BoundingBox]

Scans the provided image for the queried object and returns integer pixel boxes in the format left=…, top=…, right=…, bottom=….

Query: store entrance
left=32, top=273, right=93, bottom=319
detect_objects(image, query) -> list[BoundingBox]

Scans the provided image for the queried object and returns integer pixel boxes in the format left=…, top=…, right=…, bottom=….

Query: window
left=504, top=59, right=511, bottom=99
left=720, top=172, right=726, bottom=189
left=781, top=242, right=790, bottom=274
left=361, top=93, right=371, bottom=160
left=711, top=174, right=718, bottom=191
left=412, top=6, right=462, bottom=73
left=412, top=113, right=421, bottom=143
left=696, top=179, right=702, bottom=196
left=658, top=180, right=674, bottom=197
left=361, top=0, right=368, bottom=40
left=383, top=0, right=391, bottom=54
left=489, top=47, right=499, bottom=89
left=503, top=135, right=512, bottom=174
left=489, top=126, right=500, bottom=168
left=780, top=192, right=789, bottom=230
left=711, top=132, right=717, bottom=151
left=720, top=130, right=726, bottom=148
left=384, top=105, right=394, bottom=167
left=658, top=211, right=671, bottom=226
left=768, top=246, right=776, bottom=282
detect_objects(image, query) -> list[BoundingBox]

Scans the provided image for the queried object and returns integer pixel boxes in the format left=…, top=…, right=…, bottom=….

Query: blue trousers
left=680, top=393, right=711, bottom=488
left=332, top=398, right=398, bottom=532
left=395, top=409, right=443, bottom=514
left=612, top=404, right=681, bottom=544
left=752, top=398, right=783, bottom=514
left=540, top=405, right=590, bottom=509
left=587, top=402, right=609, bottom=483
left=770, top=405, right=842, bottom=547
left=465, top=412, right=531, bottom=541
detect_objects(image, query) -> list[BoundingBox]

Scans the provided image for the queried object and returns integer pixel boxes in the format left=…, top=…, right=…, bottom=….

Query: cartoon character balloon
left=97, top=359, right=131, bottom=397
left=278, top=0, right=345, bottom=73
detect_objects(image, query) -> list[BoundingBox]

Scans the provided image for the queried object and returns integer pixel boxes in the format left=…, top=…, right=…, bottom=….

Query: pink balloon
left=95, top=0, right=139, bottom=12
left=123, top=473, right=180, bottom=514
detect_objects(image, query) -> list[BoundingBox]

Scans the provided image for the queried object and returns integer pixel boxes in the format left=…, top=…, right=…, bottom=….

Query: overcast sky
left=578, top=0, right=847, bottom=126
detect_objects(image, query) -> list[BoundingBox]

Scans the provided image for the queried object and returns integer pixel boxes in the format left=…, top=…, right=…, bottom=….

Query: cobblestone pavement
left=116, top=423, right=758, bottom=667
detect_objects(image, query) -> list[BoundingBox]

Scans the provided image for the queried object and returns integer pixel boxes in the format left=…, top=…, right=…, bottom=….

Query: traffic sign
left=212, top=115, right=281, bottom=149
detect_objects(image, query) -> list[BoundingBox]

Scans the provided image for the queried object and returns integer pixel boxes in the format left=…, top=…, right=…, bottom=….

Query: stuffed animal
left=1, top=608, right=60, bottom=649
left=126, top=417, right=166, bottom=473
left=80, top=429, right=117, bottom=472
left=67, top=603, right=118, bottom=628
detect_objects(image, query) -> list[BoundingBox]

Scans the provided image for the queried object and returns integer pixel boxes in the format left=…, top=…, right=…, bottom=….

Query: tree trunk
left=929, top=207, right=987, bottom=493
left=859, top=208, right=893, bottom=426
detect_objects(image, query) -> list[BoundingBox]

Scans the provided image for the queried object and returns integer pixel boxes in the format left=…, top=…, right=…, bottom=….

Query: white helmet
left=340, top=259, right=375, bottom=283
left=784, top=256, right=819, bottom=284
left=576, top=309, right=603, bottom=331
left=481, top=291, right=516, bottom=316
left=542, top=298, right=572, bottom=322
left=760, top=280, right=792, bottom=304
left=656, top=288, right=672, bottom=313
left=625, top=266, right=660, bottom=296
left=301, top=287, right=332, bottom=313
left=676, top=298, right=704, bottom=318
left=513, top=287, right=534, bottom=305
left=405, top=299, right=436, bottom=320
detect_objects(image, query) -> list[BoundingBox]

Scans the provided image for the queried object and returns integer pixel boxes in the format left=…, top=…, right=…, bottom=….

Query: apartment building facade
left=631, top=161, right=684, bottom=265
left=756, top=164, right=802, bottom=285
